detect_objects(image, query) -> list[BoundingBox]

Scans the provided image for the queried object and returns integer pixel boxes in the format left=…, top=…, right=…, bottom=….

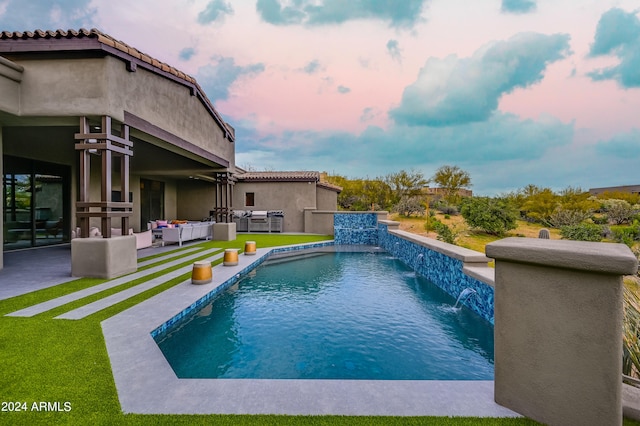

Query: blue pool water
left=156, top=251, right=494, bottom=380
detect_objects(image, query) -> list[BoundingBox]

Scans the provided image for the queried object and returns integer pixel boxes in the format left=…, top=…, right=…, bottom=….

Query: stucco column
left=486, top=238, right=638, bottom=426
left=0, top=124, right=3, bottom=270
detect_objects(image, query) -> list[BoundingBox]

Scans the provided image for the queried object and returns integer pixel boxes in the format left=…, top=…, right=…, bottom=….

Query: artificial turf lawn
left=0, top=234, right=633, bottom=425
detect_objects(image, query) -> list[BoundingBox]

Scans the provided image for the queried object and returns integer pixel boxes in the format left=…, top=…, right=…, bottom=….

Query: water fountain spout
left=453, top=288, right=477, bottom=309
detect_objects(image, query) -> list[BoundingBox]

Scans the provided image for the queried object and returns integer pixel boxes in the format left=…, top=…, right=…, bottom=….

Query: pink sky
left=3, top=0, right=639, bottom=194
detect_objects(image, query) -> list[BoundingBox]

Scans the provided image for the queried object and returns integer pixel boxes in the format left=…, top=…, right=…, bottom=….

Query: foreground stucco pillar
left=0, top=124, right=3, bottom=270
left=486, top=238, right=638, bottom=426
left=71, top=235, right=137, bottom=278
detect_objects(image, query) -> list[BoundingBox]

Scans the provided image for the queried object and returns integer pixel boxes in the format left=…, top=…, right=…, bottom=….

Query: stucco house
left=588, top=185, right=640, bottom=196
left=0, top=28, right=339, bottom=276
left=234, top=171, right=341, bottom=233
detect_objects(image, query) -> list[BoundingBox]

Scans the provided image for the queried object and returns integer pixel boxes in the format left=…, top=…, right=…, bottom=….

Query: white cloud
left=0, top=1, right=10, bottom=18
left=390, top=32, right=572, bottom=126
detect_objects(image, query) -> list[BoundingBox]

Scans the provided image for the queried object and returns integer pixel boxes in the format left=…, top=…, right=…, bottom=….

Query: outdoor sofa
left=160, top=221, right=214, bottom=246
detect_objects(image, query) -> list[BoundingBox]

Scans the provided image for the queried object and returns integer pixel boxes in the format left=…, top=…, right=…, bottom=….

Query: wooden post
left=74, top=116, right=133, bottom=239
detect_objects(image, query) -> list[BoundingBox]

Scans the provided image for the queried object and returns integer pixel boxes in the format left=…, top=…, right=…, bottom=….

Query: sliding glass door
left=3, top=156, right=70, bottom=250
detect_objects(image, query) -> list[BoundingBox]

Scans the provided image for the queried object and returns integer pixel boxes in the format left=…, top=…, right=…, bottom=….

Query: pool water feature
left=156, top=250, right=494, bottom=380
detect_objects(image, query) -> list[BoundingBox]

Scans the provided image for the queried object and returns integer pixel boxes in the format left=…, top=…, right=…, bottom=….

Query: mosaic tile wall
left=334, top=213, right=378, bottom=245
left=377, top=223, right=494, bottom=324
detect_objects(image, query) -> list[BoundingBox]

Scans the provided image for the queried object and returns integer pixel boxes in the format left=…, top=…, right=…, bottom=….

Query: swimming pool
left=155, top=249, right=494, bottom=380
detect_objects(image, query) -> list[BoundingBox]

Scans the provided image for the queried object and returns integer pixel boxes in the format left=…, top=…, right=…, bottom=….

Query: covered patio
left=0, top=29, right=237, bottom=275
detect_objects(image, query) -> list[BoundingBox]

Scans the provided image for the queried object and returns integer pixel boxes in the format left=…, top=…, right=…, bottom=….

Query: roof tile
left=236, top=171, right=320, bottom=181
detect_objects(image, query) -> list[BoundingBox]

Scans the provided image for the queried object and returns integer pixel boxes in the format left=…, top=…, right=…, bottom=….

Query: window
left=245, top=192, right=255, bottom=207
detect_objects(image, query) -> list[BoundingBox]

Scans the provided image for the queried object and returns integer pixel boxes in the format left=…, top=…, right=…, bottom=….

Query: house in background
left=233, top=171, right=341, bottom=233
left=589, top=185, right=640, bottom=196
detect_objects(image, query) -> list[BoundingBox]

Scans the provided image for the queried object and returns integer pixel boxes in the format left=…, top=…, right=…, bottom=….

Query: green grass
left=0, top=233, right=635, bottom=425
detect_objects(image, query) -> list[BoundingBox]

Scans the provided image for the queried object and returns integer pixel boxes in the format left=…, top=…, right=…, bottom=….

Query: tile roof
left=235, top=171, right=342, bottom=192
left=236, top=171, right=321, bottom=181
left=317, top=180, right=342, bottom=192
left=0, top=28, right=234, bottom=141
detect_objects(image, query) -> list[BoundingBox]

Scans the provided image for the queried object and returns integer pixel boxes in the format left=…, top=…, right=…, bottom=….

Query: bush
left=459, top=196, right=518, bottom=236
left=433, top=221, right=457, bottom=244
left=424, top=216, right=442, bottom=232
left=559, top=223, right=603, bottom=242
left=603, top=199, right=634, bottom=224
left=612, top=221, right=640, bottom=247
left=591, top=214, right=609, bottom=225
left=437, top=204, right=459, bottom=215
left=624, top=283, right=640, bottom=378
left=392, top=196, right=425, bottom=217
left=549, top=207, right=592, bottom=227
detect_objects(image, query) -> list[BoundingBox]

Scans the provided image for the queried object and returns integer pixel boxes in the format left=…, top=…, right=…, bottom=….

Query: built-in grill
left=247, top=211, right=267, bottom=232
left=235, top=210, right=283, bottom=232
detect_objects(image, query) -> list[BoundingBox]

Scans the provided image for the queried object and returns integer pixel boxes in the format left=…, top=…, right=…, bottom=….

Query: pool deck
left=101, top=244, right=520, bottom=416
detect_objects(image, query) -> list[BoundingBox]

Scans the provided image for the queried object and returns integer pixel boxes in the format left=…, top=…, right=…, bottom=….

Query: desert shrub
left=444, top=214, right=451, bottom=220
left=460, top=196, right=518, bottom=236
left=633, top=247, right=640, bottom=278
left=424, top=215, right=442, bottom=232
left=624, top=283, right=640, bottom=378
left=591, top=214, right=609, bottom=225
left=392, top=196, right=425, bottom=217
left=520, top=188, right=559, bottom=225
left=603, top=199, right=634, bottom=224
left=432, top=221, right=464, bottom=245
left=559, top=223, right=603, bottom=242
left=437, top=204, right=459, bottom=215
left=612, top=221, right=640, bottom=247
left=549, top=207, right=592, bottom=227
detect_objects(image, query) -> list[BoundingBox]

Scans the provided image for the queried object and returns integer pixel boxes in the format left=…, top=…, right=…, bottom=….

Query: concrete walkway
left=56, top=251, right=224, bottom=320
left=0, top=245, right=75, bottom=300
left=0, top=241, right=206, bottom=301
left=7, top=246, right=221, bottom=318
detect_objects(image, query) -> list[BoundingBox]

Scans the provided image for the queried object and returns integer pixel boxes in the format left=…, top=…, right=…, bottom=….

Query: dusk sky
left=1, top=0, right=639, bottom=195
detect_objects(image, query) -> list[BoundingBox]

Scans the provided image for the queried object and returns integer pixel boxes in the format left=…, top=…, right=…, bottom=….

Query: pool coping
left=101, top=242, right=519, bottom=416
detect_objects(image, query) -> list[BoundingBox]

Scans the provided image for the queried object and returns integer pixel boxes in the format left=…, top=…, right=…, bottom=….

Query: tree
left=605, top=199, right=634, bottom=225
left=548, top=207, right=591, bottom=227
left=392, top=196, right=425, bottom=217
left=325, top=175, right=393, bottom=211
left=385, top=169, right=429, bottom=206
left=520, top=187, right=558, bottom=225
left=558, top=186, right=599, bottom=214
left=431, top=165, right=471, bottom=205
left=460, top=196, right=518, bottom=235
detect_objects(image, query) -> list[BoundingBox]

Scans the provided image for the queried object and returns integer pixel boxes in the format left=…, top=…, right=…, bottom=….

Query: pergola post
left=213, top=172, right=234, bottom=223
left=72, top=116, right=136, bottom=279
left=74, top=116, right=133, bottom=237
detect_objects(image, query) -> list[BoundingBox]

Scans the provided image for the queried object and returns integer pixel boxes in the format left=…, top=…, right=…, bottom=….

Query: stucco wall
left=0, top=125, right=3, bottom=268
left=104, top=58, right=234, bottom=168
left=164, top=180, right=178, bottom=221
left=11, top=56, right=233, bottom=168
left=0, top=57, right=22, bottom=115
left=234, top=181, right=317, bottom=232
left=16, top=58, right=108, bottom=119
left=316, top=186, right=338, bottom=210
left=177, top=180, right=215, bottom=221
